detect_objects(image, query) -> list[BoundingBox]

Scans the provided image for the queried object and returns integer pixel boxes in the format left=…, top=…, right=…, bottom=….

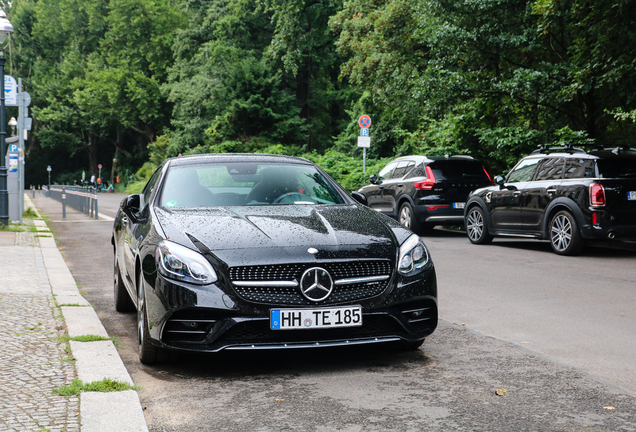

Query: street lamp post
left=0, top=10, right=14, bottom=227
left=8, top=117, right=16, bottom=136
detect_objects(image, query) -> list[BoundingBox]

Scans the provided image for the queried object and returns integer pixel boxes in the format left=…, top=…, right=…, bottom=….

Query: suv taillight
left=414, top=166, right=436, bottom=190
left=590, top=183, right=606, bottom=207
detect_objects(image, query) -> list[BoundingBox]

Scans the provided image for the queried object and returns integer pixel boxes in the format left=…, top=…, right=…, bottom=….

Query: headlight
left=398, top=234, right=430, bottom=275
left=156, top=240, right=217, bottom=285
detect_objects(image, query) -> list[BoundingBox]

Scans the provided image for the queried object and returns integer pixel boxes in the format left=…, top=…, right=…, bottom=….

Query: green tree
left=331, top=0, right=636, bottom=173
left=9, top=0, right=182, bottom=185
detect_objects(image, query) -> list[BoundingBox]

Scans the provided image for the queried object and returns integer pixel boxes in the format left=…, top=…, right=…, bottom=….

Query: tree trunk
left=88, top=133, right=98, bottom=179
left=297, top=53, right=311, bottom=152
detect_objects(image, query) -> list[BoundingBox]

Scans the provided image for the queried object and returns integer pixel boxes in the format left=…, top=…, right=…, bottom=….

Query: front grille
left=228, top=260, right=392, bottom=305
left=218, top=315, right=405, bottom=345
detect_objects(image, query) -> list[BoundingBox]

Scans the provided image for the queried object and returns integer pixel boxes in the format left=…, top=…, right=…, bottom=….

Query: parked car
left=112, top=154, right=438, bottom=364
left=464, top=144, right=636, bottom=255
left=358, top=155, right=493, bottom=234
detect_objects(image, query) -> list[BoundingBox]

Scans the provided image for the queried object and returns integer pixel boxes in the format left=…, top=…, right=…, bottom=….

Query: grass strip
left=53, top=378, right=139, bottom=396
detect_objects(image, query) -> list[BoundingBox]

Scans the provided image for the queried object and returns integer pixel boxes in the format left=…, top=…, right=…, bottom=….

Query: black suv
left=358, top=155, right=493, bottom=234
left=464, top=145, right=636, bottom=255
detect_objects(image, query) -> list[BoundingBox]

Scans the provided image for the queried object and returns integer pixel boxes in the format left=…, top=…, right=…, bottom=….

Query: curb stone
left=24, top=195, right=149, bottom=432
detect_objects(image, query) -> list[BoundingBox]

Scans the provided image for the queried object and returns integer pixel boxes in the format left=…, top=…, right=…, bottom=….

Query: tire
left=137, top=271, right=172, bottom=365
left=398, top=202, right=422, bottom=234
left=114, top=258, right=135, bottom=313
left=549, top=210, right=584, bottom=256
left=465, top=206, right=493, bottom=245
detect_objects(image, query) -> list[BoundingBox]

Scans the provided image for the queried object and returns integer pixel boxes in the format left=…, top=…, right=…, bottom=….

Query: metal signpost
left=3, top=74, right=31, bottom=223
left=357, top=115, right=372, bottom=173
left=17, top=79, right=31, bottom=221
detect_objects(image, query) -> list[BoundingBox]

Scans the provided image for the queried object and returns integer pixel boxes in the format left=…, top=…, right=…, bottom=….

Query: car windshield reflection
left=160, top=162, right=345, bottom=208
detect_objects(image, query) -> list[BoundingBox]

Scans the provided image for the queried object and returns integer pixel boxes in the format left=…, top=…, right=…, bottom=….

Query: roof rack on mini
left=531, top=143, right=634, bottom=155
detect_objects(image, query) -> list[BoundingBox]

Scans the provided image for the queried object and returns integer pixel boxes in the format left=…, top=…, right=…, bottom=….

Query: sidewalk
left=0, top=195, right=147, bottom=432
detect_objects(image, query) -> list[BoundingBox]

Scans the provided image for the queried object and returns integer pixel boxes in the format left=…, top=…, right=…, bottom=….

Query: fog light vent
left=401, top=307, right=431, bottom=324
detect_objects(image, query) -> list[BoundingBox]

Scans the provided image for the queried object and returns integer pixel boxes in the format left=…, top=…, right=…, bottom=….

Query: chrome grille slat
left=229, top=260, right=392, bottom=305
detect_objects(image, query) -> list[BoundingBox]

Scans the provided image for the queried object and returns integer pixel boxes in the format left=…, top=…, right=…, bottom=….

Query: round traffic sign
left=98, top=164, right=103, bottom=169
left=358, top=115, right=371, bottom=129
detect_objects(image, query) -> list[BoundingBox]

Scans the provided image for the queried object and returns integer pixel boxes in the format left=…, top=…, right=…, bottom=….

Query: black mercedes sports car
left=112, top=154, right=437, bottom=364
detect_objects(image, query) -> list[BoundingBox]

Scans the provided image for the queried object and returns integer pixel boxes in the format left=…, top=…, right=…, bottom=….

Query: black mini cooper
left=112, top=154, right=437, bottom=364
left=465, top=145, right=636, bottom=255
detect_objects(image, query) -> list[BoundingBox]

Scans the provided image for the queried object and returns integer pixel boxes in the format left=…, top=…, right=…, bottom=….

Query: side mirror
left=351, top=191, right=368, bottom=206
left=495, top=176, right=505, bottom=186
left=121, top=194, right=142, bottom=222
left=369, top=174, right=378, bottom=184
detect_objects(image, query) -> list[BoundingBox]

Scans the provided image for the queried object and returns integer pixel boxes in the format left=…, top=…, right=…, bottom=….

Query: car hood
left=154, top=205, right=406, bottom=266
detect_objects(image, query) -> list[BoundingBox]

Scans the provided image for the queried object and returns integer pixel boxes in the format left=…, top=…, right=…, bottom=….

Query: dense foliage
left=6, top=0, right=636, bottom=189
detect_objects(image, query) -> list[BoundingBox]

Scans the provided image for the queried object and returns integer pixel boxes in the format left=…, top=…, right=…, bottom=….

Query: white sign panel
left=19, top=91, right=31, bottom=107
left=357, top=136, right=371, bottom=148
left=4, top=75, right=17, bottom=106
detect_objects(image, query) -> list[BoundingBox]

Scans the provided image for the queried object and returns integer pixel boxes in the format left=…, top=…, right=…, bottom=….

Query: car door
left=488, top=157, right=542, bottom=230
left=521, top=157, right=565, bottom=231
left=382, top=160, right=415, bottom=217
left=123, top=168, right=162, bottom=285
left=366, top=161, right=398, bottom=212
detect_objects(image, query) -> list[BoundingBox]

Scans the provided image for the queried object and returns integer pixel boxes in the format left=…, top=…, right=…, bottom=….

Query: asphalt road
left=31, top=191, right=636, bottom=431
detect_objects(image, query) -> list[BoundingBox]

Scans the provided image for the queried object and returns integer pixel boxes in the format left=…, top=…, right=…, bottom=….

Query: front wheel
left=398, top=202, right=422, bottom=234
left=137, top=272, right=173, bottom=365
left=465, top=206, right=493, bottom=244
left=549, top=210, right=584, bottom=256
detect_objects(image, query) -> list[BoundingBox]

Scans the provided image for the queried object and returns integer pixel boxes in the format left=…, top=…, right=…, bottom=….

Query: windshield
left=159, top=162, right=345, bottom=208
left=596, top=158, right=636, bottom=178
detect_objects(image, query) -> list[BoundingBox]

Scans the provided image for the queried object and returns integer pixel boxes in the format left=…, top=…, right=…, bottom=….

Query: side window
left=142, top=167, right=163, bottom=206
left=564, top=158, right=596, bottom=179
left=391, top=161, right=414, bottom=179
left=507, top=158, right=541, bottom=183
left=405, top=163, right=426, bottom=179
left=535, top=158, right=565, bottom=181
left=378, top=162, right=398, bottom=180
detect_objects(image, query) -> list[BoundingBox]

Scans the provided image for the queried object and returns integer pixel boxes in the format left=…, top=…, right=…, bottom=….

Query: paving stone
left=0, top=216, right=79, bottom=431
left=0, top=291, right=80, bottom=432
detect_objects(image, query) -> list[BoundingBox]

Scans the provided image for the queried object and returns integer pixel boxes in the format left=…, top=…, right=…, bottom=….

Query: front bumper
left=144, top=266, right=438, bottom=353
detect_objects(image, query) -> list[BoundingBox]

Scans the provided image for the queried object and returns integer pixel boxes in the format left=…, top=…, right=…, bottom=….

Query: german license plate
left=453, top=202, right=465, bottom=209
left=628, top=191, right=636, bottom=200
left=270, top=306, right=362, bottom=330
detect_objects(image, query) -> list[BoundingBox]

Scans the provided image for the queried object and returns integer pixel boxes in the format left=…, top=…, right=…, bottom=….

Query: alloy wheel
left=551, top=214, right=572, bottom=252
left=399, top=206, right=412, bottom=228
left=467, top=208, right=484, bottom=241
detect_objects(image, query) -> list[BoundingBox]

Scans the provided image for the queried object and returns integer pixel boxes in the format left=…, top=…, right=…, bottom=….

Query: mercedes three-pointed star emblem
left=299, top=267, right=333, bottom=302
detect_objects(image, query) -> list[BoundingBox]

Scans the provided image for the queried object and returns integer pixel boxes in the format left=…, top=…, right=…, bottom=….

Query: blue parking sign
left=360, top=128, right=369, bottom=137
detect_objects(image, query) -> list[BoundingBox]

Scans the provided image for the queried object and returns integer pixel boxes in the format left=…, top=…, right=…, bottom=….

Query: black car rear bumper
left=413, top=204, right=465, bottom=225
left=583, top=223, right=636, bottom=240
